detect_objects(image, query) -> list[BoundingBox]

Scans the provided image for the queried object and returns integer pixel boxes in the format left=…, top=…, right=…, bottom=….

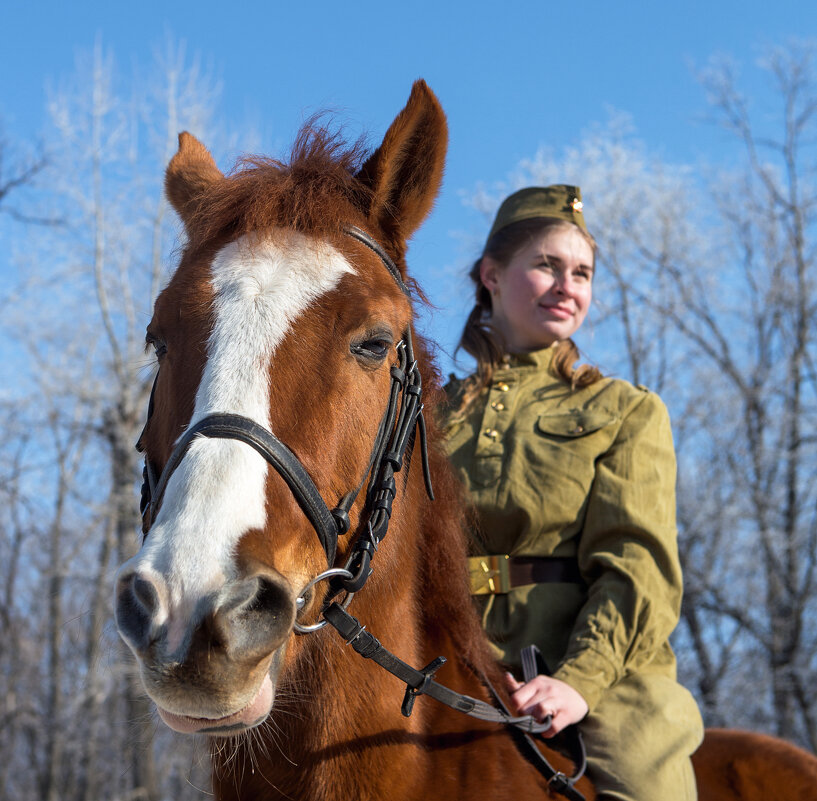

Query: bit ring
left=293, top=567, right=354, bottom=634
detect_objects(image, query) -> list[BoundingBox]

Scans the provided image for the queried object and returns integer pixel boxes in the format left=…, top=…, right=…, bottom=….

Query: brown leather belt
left=468, top=555, right=583, bottom=595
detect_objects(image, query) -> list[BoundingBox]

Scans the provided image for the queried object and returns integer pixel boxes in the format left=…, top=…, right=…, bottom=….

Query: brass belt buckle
left=468, top=554, right=511, bottom=595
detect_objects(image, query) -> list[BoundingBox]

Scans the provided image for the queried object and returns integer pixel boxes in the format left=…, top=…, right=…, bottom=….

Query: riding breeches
left=578, top=673, right=703, bottom=801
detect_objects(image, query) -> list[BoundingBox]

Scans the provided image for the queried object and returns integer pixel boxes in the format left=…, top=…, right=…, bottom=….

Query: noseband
left=136, top=225, right=433, bottom=592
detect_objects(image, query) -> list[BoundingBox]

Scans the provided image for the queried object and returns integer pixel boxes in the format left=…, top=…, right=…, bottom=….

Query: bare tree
left=0, top=126, right=51, bottom=223
left=686, top=42, right=817, bottom=746
left=0, top=37, right=225, bottom=800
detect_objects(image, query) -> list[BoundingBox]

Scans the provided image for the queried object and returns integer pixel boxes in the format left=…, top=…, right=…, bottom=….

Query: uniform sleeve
left=551, top=391, right=683, bottom=712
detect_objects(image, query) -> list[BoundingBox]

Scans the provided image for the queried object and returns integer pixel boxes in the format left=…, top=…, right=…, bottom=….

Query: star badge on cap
left=570, top=198, right=583, bottom=212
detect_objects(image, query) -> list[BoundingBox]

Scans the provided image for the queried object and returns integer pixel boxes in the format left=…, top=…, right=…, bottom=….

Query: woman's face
left=480, top=226, right=594, bottom=353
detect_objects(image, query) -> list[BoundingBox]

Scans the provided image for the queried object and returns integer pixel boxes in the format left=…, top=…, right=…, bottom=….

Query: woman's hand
left=505, top=672, right=588, bottom=737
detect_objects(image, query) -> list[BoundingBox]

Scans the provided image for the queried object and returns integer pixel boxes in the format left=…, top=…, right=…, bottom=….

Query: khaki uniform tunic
left=444, top=346, right=703, bottom=801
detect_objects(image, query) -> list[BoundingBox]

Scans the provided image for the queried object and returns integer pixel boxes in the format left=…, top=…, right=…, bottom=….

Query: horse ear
left=356, top=80, right=448, bottom=245
left=165, top=132, right=223, bottom=227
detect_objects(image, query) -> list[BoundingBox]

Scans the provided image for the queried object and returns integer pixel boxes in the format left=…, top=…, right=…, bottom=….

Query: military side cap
left=487, top=185, right=587, bottom=240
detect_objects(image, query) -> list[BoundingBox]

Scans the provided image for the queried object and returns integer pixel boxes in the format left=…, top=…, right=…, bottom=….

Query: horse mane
left=412, top=329, right=503, bottom=680
left=186, top=119, right=375, bottom=246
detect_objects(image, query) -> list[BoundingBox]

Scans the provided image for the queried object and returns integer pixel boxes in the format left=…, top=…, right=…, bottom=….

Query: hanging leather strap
left=512, top=645, right=588, bottom=801
left=322, top=603, right=551, bottom=732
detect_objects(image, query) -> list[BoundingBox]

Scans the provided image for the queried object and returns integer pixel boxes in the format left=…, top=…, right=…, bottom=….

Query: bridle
left=137, top=224, right=432, bottom=594
left=134, top=223, right=586, bottom=800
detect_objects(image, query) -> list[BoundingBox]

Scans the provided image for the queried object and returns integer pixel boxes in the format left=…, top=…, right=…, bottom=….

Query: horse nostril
left=250, top=576, right=291, bottom=616
left=115, top=571, right=163, bottom=651
left=218, top=576, right=259, bottom=614
left=212, top=574, right=295, bottom=659
left=132, top=575, right=161, bottom=615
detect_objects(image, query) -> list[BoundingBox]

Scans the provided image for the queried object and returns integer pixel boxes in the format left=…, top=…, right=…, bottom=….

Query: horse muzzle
left=115, top=564, right=295, bottom=735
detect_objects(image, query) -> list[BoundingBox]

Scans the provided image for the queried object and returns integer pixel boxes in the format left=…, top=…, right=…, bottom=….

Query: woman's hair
left=456, top=217, right=603, bottom=410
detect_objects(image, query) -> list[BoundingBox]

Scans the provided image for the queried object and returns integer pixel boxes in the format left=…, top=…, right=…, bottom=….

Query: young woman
left=444, top=186, right=703, bottom=800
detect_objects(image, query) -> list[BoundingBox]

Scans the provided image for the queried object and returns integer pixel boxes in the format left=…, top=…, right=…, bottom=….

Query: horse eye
left=351, top=338, right=391, bottom=362
left=364, top=340, right=390, bottom=357
left=146, top=335, right=167, bottom=360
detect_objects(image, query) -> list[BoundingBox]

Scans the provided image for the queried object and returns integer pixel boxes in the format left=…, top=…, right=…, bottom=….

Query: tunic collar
left=496, top=343, right=558, bottom=374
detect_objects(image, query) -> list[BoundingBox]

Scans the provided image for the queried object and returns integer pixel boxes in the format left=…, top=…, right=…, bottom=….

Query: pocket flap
left=536, top=409, right=618, bottom=437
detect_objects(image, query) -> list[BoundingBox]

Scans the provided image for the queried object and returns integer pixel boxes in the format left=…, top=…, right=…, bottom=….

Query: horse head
left=114, top=81, right=447, bottom=737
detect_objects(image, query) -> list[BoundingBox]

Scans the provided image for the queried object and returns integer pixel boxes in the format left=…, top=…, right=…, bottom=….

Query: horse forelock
left=183, top=120, right=375, bottom=251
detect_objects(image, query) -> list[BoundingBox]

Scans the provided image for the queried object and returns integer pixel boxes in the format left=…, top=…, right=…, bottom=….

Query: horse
left=114, top=81, right=817, bottom=801
left=115, top=80, right=591, bottom=800
left=694, top=729, right=817, bottom=801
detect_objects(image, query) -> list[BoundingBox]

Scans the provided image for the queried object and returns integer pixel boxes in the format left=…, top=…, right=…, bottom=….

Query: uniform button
left=495, top=382, right=510, bottom=392
left=572, top=425, right=584, bottom=434
left=491, top=401, right=505, bottom=411
left=484, top=428, right=499, bottom=440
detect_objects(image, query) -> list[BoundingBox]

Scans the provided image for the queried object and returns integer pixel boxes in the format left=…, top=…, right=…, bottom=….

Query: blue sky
left=2, top=0, right=814, bottom=373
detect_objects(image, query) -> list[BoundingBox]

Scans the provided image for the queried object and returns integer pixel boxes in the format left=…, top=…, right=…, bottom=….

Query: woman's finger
left=504, top=672, right=523, bottom=692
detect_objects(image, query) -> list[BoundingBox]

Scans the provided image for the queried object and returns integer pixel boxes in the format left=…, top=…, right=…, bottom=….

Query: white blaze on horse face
left=132, top=230, right=354, bottom=652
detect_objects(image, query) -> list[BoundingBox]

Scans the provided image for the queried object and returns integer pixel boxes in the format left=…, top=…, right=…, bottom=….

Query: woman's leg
left=579, top=674, right=703, bottom=801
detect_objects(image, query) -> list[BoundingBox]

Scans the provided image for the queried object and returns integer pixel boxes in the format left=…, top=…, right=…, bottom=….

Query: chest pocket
left=521, top=408, right=620, bottom=540
left=530, top=406, right=618, bottom=489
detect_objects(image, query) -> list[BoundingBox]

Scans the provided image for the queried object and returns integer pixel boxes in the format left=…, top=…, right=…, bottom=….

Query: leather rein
left=135, top=224, right=585, bottom=799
